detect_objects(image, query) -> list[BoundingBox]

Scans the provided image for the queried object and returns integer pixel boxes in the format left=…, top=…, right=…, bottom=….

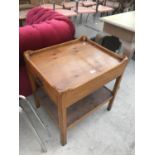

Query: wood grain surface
left=24, top=36, right=128, bottom=145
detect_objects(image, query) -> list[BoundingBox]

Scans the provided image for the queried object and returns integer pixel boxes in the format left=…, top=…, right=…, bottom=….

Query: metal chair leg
left=73, top=16, right=77, bottom=23
left=86, top=14, right=90, bottom=23
left=79, top=14, right=83, bottom=24
left=20, top=108, right=47, bottom=152
left=93, top=13, right=97, bottom=23
left=19, top=95, right=46, bottom=129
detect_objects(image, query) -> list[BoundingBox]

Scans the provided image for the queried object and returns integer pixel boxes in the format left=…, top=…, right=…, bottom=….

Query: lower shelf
left=41, top=86, right=113, bottom=128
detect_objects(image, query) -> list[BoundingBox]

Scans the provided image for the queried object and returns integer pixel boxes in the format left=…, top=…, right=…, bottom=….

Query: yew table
left=24, top=36, right=128, bottom=145
left=100, top=11, right=135, bottom=59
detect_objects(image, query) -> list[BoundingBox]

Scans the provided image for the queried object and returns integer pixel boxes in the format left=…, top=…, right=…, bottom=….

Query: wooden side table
left=24, top=36, right=128, bottom=145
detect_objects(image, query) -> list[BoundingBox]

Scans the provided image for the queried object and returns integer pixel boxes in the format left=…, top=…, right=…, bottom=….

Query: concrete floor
left=19, top=15, right=135, bottom=155
left=75, top=14, right=106, bottom=39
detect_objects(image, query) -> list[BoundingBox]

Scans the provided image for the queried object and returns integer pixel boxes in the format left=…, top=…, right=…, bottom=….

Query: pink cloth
left=26, top=7, right=74, bottom=25
left=20, top=7, right=75, bottom=63
left=19, top=7, right=75, bottom=53
left=19, top=7, right=75, bottom=96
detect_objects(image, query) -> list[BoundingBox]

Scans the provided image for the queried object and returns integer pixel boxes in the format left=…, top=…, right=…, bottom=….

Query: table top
left=24, top=36, right=125, bottom=93
left=100, top=11, right=135, bottom=32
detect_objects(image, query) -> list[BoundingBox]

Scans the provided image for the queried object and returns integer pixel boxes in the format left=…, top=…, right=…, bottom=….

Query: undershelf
left=41, top=86, right=113, bottom=128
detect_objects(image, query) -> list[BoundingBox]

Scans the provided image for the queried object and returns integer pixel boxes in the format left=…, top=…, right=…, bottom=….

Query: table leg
left=107, top=76, right=122, bottom=111
left=58, top=98, right=67, bottom=146
left=120, top=40, right=135, bottom=60
left=27, top=72, right=41, bottom=108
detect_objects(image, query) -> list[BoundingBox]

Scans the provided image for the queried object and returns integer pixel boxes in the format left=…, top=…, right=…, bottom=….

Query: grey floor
left=19, top=14, right=135, bottom=155
left=74, top=14, right=107, bottom=39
